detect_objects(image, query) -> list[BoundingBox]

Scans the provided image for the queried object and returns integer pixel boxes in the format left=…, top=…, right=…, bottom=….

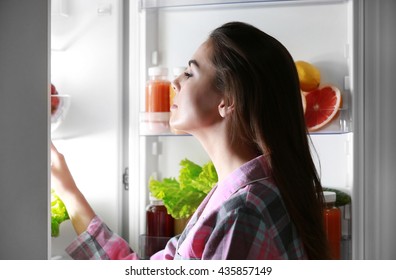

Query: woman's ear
left=218, top=98, right=234, bottom=118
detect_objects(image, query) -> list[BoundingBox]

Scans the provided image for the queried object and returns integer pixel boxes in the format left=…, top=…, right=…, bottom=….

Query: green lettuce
left=149, top=159, right=218, bottom=219
left=51, top=189, right=70, bottom=237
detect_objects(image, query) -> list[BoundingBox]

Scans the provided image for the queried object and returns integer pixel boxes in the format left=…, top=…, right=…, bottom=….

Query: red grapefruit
left=304, top=85, right=342, bottom=131
left=301, top=91, right=307, bottom=114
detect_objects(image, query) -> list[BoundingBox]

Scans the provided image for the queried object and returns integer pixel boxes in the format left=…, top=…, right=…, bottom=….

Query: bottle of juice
left=144, top=194, right=174, bottom=258
left=146, top=195, right=174, bottom=237
left=323, top=191, right=341, bottom=259
left=145, top=67, right=170, bottom=113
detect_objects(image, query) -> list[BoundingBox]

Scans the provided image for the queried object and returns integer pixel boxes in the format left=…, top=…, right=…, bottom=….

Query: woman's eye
left=184, top=72, right=193, bottom=79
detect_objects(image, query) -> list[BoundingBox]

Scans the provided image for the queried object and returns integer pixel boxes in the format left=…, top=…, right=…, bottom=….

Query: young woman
left=51, top=21, right=330, bottom=260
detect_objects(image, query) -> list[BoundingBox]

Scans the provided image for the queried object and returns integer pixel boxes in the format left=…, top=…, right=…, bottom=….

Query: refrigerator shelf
left=140, top=0, right=346, bottom=9
left=139, top=112, right=191, bottom=136
left=139, top=110, right=351, bottom=136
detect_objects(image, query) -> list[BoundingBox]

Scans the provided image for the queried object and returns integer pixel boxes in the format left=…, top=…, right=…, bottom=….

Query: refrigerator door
left=0, top=0, right=50, bottom=259
left=354, top=0, right=396, bottom=260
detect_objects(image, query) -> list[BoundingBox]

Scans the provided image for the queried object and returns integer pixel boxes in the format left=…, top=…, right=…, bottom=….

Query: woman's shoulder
left=223, top=179, right=289, bottom=222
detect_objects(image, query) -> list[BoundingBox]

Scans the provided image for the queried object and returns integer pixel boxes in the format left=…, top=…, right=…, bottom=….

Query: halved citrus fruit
left=301, top=91, right=307, bottom=114
left=304, top=85, right=342, bottom=131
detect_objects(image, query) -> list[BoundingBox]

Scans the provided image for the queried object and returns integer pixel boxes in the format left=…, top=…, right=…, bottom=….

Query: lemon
left=295, top=61, right=321, bottom=92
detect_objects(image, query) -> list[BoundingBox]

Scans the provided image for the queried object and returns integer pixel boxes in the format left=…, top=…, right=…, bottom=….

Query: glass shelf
left=139, top=112, right=191, bottom=136
left=140, top=0, right=345, bottom=9
left=139, top=110, right=351, bottom=137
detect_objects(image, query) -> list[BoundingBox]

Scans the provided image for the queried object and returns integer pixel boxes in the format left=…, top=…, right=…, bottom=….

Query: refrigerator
left=1, top=0, right=395, bottom=260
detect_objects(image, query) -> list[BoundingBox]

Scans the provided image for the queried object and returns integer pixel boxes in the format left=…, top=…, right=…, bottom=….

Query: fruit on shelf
left=295, top=61, right=321, bottom=92
left=50, top=84, right=71, bottom=133
left=51, top=83, right=60, bottom=115
left=301, top=91, right=307, bottom=114
left=304, top=85, right=342, bottom=132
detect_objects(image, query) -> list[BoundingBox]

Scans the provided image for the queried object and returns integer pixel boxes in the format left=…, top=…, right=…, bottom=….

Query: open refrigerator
left=28, top=0, right=393, bottom=259
left=129, top=0, right=355, bottom=260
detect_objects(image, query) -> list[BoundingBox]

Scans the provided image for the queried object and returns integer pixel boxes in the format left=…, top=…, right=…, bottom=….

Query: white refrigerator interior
left=129, top=0, right=354, bottom=258
left=50, top=0, right=126, bottom=259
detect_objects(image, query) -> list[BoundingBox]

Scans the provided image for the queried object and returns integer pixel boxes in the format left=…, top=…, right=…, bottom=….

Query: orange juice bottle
left=145, top=67, right=170, bottom=112
left=323, top=191, right=341, bottom=259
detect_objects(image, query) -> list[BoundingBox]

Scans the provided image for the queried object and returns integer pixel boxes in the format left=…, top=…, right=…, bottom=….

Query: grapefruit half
left=301, top=91, right=307, bottom=114
left=304, top=85, right=342, bottom=132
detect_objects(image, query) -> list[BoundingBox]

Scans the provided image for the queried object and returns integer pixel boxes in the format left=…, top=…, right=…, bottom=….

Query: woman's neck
left=194, top=129, right=259, bottom=182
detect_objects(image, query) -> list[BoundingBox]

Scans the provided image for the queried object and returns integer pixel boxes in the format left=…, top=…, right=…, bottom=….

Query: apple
left=51, top=83, right=60, bottom=115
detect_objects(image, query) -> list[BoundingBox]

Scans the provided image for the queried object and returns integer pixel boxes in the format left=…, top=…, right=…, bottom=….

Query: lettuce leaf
left=51, top=189, right=70, bottom=237
left=149, top=159, right=218, bottom=219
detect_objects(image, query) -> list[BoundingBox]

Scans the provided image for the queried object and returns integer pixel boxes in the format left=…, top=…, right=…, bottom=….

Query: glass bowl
left=51, top=95, right=71, bottom=132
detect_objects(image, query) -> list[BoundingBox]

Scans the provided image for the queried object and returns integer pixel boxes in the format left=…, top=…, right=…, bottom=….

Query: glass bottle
left=323, top=191, right=341, bottom=259
left=146, top=195, right=174, bottom=237
left=144, top=195, right=174, bottom=258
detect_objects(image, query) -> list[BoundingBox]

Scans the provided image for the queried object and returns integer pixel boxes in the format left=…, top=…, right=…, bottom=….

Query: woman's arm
left=50, top=142, right=95, bottom=235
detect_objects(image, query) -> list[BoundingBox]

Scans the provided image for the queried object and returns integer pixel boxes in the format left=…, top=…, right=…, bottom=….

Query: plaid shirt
left=66, top=155, right=307, bottom=260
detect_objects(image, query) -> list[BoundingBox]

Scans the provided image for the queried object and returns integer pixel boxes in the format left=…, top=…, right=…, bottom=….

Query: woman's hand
left=51, top=142, right=78, bottom=196
left=51, top=142, right=96, bottom=235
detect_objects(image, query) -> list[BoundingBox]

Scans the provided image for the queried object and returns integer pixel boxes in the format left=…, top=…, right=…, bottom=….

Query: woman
left=51, top=21, right=330, bottom=259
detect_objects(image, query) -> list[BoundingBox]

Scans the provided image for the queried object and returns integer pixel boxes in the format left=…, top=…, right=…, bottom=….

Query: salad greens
left=149, top=159, right=218, bottom=219
left=51, top=189, right=69, bottom=237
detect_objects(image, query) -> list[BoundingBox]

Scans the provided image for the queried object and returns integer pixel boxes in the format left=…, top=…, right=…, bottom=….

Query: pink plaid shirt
left=66, top=155, right=307, bottom=260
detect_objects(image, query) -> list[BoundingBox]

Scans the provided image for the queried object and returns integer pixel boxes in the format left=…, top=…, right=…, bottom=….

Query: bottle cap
left=148, top=66, right=168, bottom=77
left=149, top=193, right=164, bottom=205
left=323, top=191, right=336, bottom=203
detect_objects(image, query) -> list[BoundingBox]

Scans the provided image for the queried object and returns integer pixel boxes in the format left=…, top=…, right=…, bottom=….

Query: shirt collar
left=215, top=154, right=272, bottom=202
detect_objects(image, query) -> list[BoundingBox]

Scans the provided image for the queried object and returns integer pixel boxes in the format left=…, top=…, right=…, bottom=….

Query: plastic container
left=145, top=67, right=170, bottom=112
left=323, top=191, right=341, bottom=259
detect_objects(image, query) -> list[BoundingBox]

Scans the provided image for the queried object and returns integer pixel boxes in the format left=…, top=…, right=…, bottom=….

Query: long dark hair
left=208, top=22, right=331, bottom=259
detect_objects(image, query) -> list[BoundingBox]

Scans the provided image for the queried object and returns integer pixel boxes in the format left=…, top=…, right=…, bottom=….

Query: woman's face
left=170, top=41, right=224, bottom=134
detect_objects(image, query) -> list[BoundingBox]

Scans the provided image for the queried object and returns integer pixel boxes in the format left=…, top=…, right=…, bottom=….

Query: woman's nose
left=172, top=77, right=180, bottom=93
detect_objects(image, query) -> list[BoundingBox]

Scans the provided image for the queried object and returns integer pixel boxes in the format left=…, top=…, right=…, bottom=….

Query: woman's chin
left=169, top=120, right=188, bottom=135
left=170, top=125, right=188, bottom=135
